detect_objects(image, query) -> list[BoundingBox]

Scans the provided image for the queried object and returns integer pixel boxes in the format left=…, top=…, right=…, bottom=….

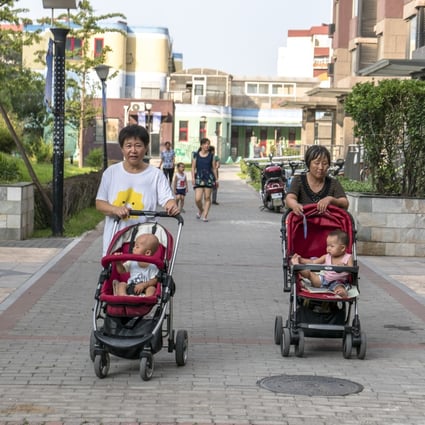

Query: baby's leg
left=304, top=271, right=322, bottom=288
left=298, top=270, right=322, bottom=287
left=116, top=281, right=128, bottom=296
left=144, top=285, right=156, bottom=297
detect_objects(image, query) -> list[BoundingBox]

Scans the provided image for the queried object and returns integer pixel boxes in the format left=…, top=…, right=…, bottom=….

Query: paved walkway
left=0, top=165, right=424, bottom=424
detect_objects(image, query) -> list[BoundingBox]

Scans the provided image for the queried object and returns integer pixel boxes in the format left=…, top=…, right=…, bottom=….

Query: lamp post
left=95, top=64, right=110, bottom=170
left=144, top=103, right=152, bottom=161
left=145, top=102, right=152, bottom=134
left=43, top=0, right=77, bottom=236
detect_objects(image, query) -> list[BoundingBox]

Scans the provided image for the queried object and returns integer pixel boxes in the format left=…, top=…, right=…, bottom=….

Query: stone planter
left=347, top=192, right=425, bottom=257
left=0, top=182, right=34, bottom=240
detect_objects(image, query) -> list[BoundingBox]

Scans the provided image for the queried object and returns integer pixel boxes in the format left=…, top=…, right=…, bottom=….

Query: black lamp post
left=94, top=64, right=110, bottom=170
left=144, top=103, right=152, bottom=161
left=42, top=0, right=77, bottom=236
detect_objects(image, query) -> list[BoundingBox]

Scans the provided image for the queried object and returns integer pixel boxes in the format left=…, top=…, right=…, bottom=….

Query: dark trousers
left=163, top=167, right=174, bottom=184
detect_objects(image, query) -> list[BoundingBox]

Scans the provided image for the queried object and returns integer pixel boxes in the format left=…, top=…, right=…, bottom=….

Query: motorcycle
left=254, top=154, right=286, bottom=212
left=328, top=158, right=345, bottom=177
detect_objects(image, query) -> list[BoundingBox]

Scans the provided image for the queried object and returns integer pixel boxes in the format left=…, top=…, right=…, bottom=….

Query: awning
left=232, top=108, right=302, bottom=127
left=358, top=59, right=425, bottom=77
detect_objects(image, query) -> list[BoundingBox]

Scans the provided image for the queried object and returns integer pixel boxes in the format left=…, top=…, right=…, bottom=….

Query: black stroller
left=274, top=204, right=366, bottom=359
left=90, top=211, right=188, bottom=380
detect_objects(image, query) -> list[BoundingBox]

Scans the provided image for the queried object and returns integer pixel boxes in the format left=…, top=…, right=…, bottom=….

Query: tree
left=55, top=0, right=126, bottom=167
left=0, top=1, right=45, bottom=144
left=344, top=79, right=425, bottom=197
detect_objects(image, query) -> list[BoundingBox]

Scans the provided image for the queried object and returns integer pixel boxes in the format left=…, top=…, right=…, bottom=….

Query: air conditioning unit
left=130, top=102, right=144, bottom=112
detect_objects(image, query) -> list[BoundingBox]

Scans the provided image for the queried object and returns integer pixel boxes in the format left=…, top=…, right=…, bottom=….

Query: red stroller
left=90, top=211, right=188, bottom=380
left=274, top=204, right=366, bottom=359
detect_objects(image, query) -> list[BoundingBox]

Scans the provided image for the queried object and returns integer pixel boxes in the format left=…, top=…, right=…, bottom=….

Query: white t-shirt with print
left=96, top=162, right=174, bottom=255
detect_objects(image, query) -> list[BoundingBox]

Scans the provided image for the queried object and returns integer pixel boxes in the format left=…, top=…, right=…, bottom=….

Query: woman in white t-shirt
left=96, top=124, right=179, bottom=255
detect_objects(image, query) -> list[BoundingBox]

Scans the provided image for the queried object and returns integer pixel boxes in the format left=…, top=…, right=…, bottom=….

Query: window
left=193, top=76, right=206, bottom=96
left=94, top=38, right=104, bottom=58
left=179, top=120, right=188, bottom=142
left=247, top=82, right=295, bottom=97
left=246, top=83, right=258, bottom=94
left=259, top=84, right=269, bottom=94
left=194, top=84, right=204, bottom=96
left=283, top=84, right=295, bottom=96
left=66, top=37, right=82, bottom=59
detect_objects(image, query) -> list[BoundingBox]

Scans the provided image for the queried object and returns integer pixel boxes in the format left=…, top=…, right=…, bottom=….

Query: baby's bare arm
left=134, top=277, right=158, bottom=295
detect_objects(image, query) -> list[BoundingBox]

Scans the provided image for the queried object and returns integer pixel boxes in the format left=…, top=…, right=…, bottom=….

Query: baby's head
left=133, top=233, right=159, bottom=256
left=326, top=229, right=349, bottom=257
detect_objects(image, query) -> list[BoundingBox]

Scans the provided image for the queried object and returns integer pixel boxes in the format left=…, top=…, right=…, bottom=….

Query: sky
left=16, top=0, right=332, bottom=77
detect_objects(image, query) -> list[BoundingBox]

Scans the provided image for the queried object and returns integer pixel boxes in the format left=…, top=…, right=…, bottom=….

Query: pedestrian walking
left=158, top=141, right=175, bottom=185
left=192, top=138, right=218, bottom=222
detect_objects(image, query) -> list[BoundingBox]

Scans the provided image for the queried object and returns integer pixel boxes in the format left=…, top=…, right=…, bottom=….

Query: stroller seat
left=99, top=222, right=172, bottom=317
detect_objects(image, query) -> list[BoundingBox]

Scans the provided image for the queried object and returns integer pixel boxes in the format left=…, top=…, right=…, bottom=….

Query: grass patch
left=18, top=160, right=96, bottom=184
left=32, top=206, right=104, bottom=238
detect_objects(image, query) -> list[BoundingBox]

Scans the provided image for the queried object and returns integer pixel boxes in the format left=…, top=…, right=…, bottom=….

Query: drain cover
left=258, top=374, right=363, bottom=396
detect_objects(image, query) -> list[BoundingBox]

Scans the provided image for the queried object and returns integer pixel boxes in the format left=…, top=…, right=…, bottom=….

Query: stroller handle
left=114, top=210, right=184, bottom=225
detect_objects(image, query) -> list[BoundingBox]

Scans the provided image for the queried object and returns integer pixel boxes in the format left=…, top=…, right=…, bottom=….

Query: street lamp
left=145, top=102, right=152, bottom=134
left=144, top=103, right=152, bottom=162
left=43, top=0, right=77, bottom=236
left=94, top=64, right=110, bottom=170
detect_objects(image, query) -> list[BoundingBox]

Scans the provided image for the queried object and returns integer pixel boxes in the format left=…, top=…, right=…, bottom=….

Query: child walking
left=172, top=162, right=188, bottom=213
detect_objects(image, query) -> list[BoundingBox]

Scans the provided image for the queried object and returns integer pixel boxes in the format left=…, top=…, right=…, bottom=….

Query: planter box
left=347, top=192, right=425, bottom=257
left=0, top=183, right=34, bottom=240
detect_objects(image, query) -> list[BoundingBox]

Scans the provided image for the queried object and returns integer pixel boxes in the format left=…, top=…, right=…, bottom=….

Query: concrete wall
left=0, top=183, right=34, bottom=240
left=348, top=193, right=425, bottom=256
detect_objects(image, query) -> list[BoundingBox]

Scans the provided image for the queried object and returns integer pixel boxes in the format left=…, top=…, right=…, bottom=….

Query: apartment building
left=278, top=24, right=331, bottom=84
left=318, top=0, right=425, bottom=158
left=21, top=18, right=328, bottom=164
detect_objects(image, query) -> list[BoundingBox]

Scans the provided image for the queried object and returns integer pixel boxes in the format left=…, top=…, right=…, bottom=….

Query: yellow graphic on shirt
left=113, top=189, right=144, bottom=218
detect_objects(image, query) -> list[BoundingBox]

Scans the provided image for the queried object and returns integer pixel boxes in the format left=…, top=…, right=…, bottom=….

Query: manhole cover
left=258, top=374, right=363, bottom=396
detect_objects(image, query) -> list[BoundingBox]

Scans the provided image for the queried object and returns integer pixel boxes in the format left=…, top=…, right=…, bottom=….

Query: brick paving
left=0, top=165, right=424, bottom=425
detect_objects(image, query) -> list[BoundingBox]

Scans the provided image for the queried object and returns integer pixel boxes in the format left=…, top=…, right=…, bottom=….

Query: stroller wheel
left=140, top=352, right=154, bottom=381
left=274, top=316, right=283, bottom=345
left=94, top=352, right=110, bottom=379
left=175, top=329, right=189, bottom=366
left=356, top=332, right=367, bottom=360
left=294, top=329, right=305, bottom=357
left=343, top=333, right=353, bottom=359
left=280, top=327, right=291, bottom=357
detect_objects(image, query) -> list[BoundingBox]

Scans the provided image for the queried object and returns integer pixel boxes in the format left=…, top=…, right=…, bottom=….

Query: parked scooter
left=285, top=160, right=306, bottom=190
left=254, top=154, right=286, bottom=212
left=328, top=158, right=345, bottom=177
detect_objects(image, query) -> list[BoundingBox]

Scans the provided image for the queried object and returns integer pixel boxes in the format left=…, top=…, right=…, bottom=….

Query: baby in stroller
left=291, top=229, right=353, bottom=297
left=113, top=233, right=160, bottom=297
left=275, top=204, right=366, bottom=359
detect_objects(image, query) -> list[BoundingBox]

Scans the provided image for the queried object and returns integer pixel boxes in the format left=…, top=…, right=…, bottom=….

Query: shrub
left=0, top=152, right=23, bottom=182
left=0, top=125, right=15, bottom=154
left=345, top=79, right=425, bottom=197
left=85, top=147, right=103, bottom=169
